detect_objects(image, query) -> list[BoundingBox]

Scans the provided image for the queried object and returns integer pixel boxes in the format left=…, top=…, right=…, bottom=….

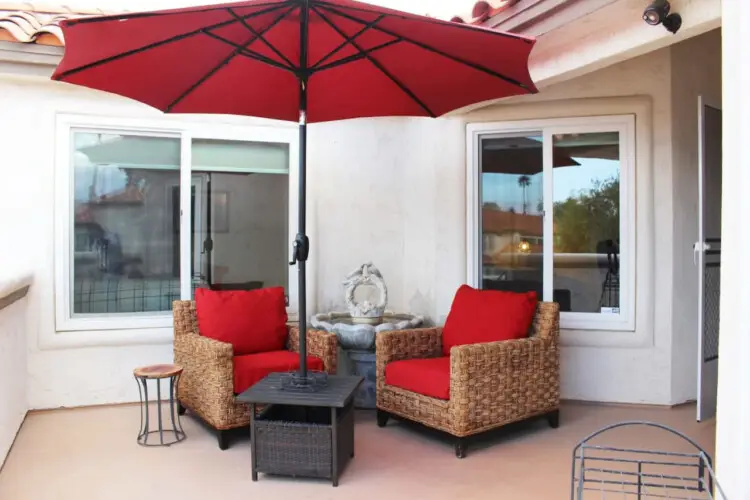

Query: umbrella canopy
left=52, top=0, right=538, bottom=388
left=52, top=0, right=537, bottom=121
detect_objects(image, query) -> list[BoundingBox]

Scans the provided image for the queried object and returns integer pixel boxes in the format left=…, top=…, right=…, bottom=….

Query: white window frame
left=164, top=175, right=205, bottom=285
left=466, top=114, right=636, bottom=332
left=54, top=113, right=300, bottom=342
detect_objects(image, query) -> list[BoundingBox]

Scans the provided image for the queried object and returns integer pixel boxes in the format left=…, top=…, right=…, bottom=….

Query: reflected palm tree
left=518, top=175, right=531, bottom=214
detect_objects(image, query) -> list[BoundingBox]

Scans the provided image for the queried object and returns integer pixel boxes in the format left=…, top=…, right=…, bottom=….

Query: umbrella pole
left=294, top=0, right=310, bottom=381
left=295, top=91, right=309, bottom=380
left=287, top=87, right=312, bottom=387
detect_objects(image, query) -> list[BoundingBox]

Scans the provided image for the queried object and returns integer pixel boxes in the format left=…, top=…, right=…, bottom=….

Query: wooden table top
left=237, top=373, right=363, bottom=408
left=133, top=364, right=183, bottom=379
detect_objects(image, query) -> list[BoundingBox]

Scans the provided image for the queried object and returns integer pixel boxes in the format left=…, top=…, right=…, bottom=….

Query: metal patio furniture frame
left=571, top=421, right=728, bottom=499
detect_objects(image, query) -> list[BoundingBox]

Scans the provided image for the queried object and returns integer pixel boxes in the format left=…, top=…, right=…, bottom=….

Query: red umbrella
left=52, top=0, right=538, bottom=388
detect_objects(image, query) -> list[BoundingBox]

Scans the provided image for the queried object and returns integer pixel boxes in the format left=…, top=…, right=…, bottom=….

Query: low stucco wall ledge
left=0, top=272, right=33, bottom=312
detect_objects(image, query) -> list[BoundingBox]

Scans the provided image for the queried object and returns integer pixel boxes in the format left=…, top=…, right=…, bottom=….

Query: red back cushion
left=442, top=285, right=538, bottom=356
left=195, top=287, right=288, bottom=355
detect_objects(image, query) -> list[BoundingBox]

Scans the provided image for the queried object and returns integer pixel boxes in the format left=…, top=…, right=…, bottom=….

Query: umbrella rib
left=66, top=0, right=295, bottom=25
left=317, top=4, right=534, bottom=92
left=54, top=2, right=289, bottom=80
left=312, top=6, right=436, bottom=118
left=226, top=7, right=297, bottom=71
left=202, top=30, right=295, bottom=73
left=313, top=0, right=532, bottom=42
left=314, top=38, right=401, bottom=72
left=166, top=6, right=296, bottom=112
left=310, top=13, right=385, bottom=70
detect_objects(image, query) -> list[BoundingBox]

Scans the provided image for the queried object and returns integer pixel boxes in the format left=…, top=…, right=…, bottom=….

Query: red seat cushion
left=385, top=356, right=451, bottom=400
left=442, top=284, right=537, bottom=356
left=233, top=351, right=325, bottom=394
left=195, top=287, right=288, bottom=356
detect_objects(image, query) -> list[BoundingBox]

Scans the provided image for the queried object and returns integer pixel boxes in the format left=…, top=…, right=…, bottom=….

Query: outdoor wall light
left=643, top=0, right=682, bottom=34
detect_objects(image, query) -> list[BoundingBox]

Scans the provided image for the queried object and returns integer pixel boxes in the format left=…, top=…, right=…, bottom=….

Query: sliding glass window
left=473, top=116, right=635, bottom=331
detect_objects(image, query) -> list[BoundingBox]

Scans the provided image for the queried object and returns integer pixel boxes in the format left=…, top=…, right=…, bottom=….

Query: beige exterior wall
left=716, top=1, right=750, bottom=496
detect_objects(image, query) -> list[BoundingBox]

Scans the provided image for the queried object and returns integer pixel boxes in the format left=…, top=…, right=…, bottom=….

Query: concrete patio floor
left=0, top=401, right=715, bottom=500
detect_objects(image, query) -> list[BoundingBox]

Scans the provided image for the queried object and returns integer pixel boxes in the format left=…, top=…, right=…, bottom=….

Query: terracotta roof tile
left=482, top=207, right=543, bottom=237
left=0, top=3, right=122, bottom=46
left=450, top=0, right=521, bottom=25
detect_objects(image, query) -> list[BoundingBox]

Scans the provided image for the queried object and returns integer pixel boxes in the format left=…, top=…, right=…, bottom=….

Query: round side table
left=133, top=364, right=186, bottom=447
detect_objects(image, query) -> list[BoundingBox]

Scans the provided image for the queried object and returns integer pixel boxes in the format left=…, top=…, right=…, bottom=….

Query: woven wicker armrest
left=376, top=327, right=443, bottom=364
left=450, top=336, right=557, bottom=389
left=287, top=327, right=338, bottom=374
left=449, top=336, right=559, bottom=433
left=172, top=300, right=233, bottom=363
left=174, top=332, right=233, bottom=362
left=172, top=329, right=236, bottom=425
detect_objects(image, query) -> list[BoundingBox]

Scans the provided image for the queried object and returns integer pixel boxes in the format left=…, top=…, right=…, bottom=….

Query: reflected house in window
left=74, top=168, right=149, bottom=276
left=72, top=133, right=182, bottom=314
left=74, top=179, right=144, bottom=275
left=482, top=207, right=543, bottom=271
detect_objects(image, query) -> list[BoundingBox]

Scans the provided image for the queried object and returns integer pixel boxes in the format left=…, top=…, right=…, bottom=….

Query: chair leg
left=217, top=429, right=230, bottom=450
left=376, top=409, right=390, bottom=428
left=454, top=437, right=467, bottom=459
left=177, top=400, right=186, bottom=416
left=546, top=410, right=560, bottom=429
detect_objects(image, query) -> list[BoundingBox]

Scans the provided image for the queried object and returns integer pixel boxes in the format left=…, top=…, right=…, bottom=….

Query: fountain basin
left=310, top=311, right=425, bottom=350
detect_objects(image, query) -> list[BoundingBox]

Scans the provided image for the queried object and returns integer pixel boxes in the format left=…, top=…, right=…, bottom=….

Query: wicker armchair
left=172, top=300, right=338, bottom=449
left=375, top=301, right=560, bottom=458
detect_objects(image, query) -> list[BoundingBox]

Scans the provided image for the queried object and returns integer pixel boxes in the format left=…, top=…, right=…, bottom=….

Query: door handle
left=693, top=242, right=710, bottom=265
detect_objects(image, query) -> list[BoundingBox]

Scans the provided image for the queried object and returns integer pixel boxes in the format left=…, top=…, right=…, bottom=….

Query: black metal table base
left=134, top=373, right=186, bottom=447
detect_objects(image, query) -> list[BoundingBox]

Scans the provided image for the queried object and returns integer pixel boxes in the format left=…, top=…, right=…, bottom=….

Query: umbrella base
left=279, top=370, right=329, bottom=392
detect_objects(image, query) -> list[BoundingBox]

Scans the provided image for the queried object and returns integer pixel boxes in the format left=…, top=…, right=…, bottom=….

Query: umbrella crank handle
left=289, top=233, right=310, bottom=266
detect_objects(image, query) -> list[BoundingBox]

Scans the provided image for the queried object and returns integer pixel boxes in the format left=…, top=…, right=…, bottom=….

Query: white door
left=696, top=96, right=723, bottom=422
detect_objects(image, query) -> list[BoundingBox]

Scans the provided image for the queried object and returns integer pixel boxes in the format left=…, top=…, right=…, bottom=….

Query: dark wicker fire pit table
left=237, top=373, right=363, bottom=487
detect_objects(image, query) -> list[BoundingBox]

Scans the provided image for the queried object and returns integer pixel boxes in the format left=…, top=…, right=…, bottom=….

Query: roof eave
left=0, top=39, right=61, bottom=76
left=484, top=0, right=620, bottom=36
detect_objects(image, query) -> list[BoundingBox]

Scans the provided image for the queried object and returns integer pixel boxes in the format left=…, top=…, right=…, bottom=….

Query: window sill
left=40, top=327, right=174, bottom=351
left=561, top=315, right=635, bottom=333
left=561, top=327, right=651, bottom=348
left=55, top=312, right=173, bottom=333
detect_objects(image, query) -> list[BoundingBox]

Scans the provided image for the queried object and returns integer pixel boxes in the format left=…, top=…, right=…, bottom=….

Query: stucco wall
left=669, top=28, right=722, bottom=405
left=716, top=1, right=750, bottom=495
left=0, top=93, right=33, bottom=456
left=309, top=116, right=466, bottom=319
left=0, top=280, right=30, bottom=468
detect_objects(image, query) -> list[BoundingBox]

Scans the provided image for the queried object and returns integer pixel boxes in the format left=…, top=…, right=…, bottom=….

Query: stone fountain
left=311, top=262, right=424, bottom=408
